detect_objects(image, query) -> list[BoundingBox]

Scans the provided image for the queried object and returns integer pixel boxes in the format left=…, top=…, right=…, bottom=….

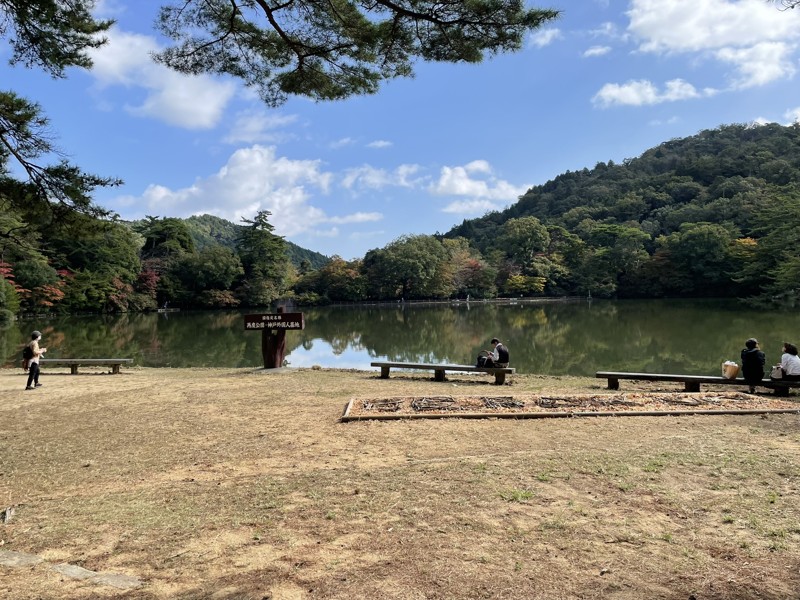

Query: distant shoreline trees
left=3, top=123, right=800, bottom=315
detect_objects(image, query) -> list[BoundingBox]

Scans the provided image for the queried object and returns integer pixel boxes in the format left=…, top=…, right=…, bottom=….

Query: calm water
left=2, top=299, right=799, bottom=377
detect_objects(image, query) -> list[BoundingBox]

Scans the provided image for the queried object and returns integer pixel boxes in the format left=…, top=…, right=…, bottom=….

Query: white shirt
left=780, top=353, right=800, bottom=375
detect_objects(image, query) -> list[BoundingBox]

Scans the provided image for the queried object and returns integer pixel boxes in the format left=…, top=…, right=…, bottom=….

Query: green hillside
left=447, top=122, right=799, bottom=248
left=184, top=214, right=329, bottom=270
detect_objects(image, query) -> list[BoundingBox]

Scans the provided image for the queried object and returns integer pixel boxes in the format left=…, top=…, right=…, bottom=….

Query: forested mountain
left=434, top=122, right=800, bottom=303
left=295, top=123, right=800, bottom=306
left=448, top=123, right=799, bottom=247
left=178, top=214, right=328, bottom=270
left=0, top=205, right=329, bottom=316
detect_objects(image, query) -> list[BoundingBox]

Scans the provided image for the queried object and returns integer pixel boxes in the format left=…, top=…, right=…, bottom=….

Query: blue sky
left=4, top=0, right=800, bottom=260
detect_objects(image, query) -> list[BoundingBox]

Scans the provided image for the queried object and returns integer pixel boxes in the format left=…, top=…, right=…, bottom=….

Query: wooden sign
left=244, top=312, right=305, bottom=331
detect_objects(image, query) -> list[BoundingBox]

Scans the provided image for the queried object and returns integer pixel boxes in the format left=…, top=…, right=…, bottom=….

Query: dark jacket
left=741, top=347, right=765, bottom=382
left=495, top=343, right=510, bottom=365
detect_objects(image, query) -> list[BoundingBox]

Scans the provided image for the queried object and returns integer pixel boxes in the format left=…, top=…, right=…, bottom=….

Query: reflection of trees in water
left=0, top=328, right=24, bottom=366
left=303, top=304, right=589, bottom=367
left=3, top=301, right=799, bottom=375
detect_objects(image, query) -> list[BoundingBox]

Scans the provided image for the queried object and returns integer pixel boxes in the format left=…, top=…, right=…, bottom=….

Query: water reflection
left=2, top=300, right=799, bottom=377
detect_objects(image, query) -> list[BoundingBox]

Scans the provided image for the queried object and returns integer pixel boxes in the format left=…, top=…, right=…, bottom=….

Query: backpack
left=22, top=345, right=33, bottom=371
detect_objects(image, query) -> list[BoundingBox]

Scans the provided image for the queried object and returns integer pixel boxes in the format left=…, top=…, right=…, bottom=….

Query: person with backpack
left=477, top=338, right=510, bottom=368
left=23, top=330, right=47, bottom=390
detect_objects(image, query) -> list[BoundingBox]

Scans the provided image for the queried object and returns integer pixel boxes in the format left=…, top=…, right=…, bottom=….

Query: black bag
left=22, top=345, right=33, bottom=371
left=476, top=354, right=491, bottom=368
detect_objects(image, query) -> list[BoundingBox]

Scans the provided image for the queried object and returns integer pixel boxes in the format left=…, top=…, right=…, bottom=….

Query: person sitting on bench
left=741, top=337, right=765, bottom=393
left=777, top=342, right=800, bottom=381
left=478, top=338, right=509, bottom=368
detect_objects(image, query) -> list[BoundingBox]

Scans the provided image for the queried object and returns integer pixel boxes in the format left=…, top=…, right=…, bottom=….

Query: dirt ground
left=1, top=366, right=799, bottom=600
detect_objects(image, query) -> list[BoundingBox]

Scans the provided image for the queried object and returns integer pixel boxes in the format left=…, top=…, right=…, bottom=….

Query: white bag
left=722, top=361, right=739, bottom=379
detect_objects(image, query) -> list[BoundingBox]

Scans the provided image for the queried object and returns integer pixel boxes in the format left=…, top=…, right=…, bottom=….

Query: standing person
left=484, top=338, right=510, bottom=368
left=740, top=338, right=765, bottom=393
left=777, top=342, right=800, bottom=381
left=25, top=330, right=47, bottom=390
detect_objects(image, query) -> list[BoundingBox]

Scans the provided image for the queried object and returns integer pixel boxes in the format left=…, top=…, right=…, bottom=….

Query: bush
left=0, top=278, right=20, bottom=314
left=0, top=308, right=14, bottom=330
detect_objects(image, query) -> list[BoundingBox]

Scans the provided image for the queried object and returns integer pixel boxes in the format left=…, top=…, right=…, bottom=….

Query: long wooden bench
left=39, top=358, right=133, bottom=375
left=596, top=371, right=800, bottom=395
left=371, top=361, right=515, bottom=385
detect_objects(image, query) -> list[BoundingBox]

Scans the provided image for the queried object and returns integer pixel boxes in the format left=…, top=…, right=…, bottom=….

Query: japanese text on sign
left=244, top=312, right=305, bottom=331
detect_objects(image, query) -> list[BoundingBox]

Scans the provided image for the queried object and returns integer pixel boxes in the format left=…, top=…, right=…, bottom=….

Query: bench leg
left=607, top=378, right=619, bottom=390
left=112, top=364, right=120, bottom=374
left=380, top=366, right=390, bottom=379
left=494, top=372, right=506, bottom=385
left=434, top=369, right=445, bottom=382
left=70, top=365, right=78, bottom=375
left=685, top=382, right=700, bottom=392
left=773, top=386, right=789, bottom=397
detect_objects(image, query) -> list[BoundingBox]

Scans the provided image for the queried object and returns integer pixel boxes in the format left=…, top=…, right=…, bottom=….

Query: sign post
left=244, top=307, right=305, bottom=369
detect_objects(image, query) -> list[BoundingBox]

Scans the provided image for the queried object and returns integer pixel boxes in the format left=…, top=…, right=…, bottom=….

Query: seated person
left=740, top=338, right=765, bottom=393
left=480, top=338, right=509, bottom=368
left=778, top=342, right=800, bottom=381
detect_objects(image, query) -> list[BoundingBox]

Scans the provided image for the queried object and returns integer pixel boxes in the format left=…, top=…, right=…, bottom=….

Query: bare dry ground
left=1, top=366, right=799, bottom=600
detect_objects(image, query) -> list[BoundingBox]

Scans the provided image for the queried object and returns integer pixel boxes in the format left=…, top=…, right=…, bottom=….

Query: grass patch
left=499, top=489, right=534, bottom=502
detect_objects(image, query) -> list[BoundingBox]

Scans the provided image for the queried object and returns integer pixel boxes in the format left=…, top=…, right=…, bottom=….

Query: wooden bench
left=39, top=358, right=133, bottom=375
left=596, top=371, right=800, bottom=395
left=371, top=361, right=515, bottom=385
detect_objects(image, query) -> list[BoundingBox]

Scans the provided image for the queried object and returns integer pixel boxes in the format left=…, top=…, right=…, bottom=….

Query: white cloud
left=716, top=42, right=796, bottom=88
left=442, top=199, right=502, bottom=215
left=429, top=161, right=529, bottom=202
left=224, top=110, right=298, bottom=144
left=628, top=0, right=797, bottom=53
left=312, top=227, right=340, bottom=238
left=94, top=0, right=127, bottom=18
left=583, top=45, right=612, bottom=58
left=341, top=164, right=422, bottom=190
left=464, top=160, right=492, bottom=175
left=627, top=0, right=800, bottom=89
left=529, top=28, right=563, bottom=48
left=328, top=212, right=383, bottom=224
left=111, top=145, right=384, bottom=238
left=593, top=78, right=716, bottom=107
left=784, top=107, right=800, bottom=123
left=330, top=137, right=356, bottom=149
left=88, top=28, right=236, bottom=129
left=590, top=22, right=622, bottom=39
left=367, top=140, right=392, bottom=149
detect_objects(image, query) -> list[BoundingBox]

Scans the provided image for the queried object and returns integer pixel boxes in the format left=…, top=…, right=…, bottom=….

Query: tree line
left=297, top=123, right=800, bottom=307
left=3, top=122, right=800, bottom=320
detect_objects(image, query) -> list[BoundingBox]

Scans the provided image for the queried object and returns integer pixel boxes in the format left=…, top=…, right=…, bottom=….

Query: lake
left=2, top=299, right=798, bottom=376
